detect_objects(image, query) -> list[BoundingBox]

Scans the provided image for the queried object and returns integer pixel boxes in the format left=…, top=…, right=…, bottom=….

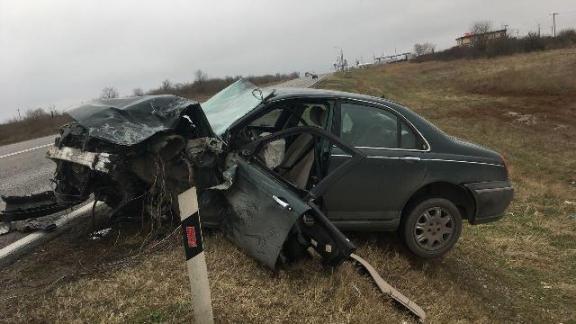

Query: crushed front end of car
left=1, top=80, right=356, bottom=269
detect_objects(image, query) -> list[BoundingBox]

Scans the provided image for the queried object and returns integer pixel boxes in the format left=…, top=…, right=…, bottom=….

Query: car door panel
left=220, top=126, right=365, bottom=269
left=324, top=100, right=428, bottom=224
left=326, top=148, right=427, bottom=222
left=220, top=159, right=310, bottom=269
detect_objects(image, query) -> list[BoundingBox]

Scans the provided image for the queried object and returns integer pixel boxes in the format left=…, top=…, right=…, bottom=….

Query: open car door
left=217, top=127, right=366, bottom=269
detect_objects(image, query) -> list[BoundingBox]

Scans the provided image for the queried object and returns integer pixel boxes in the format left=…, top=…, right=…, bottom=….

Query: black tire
left=402, top=198, right=462, bottom=258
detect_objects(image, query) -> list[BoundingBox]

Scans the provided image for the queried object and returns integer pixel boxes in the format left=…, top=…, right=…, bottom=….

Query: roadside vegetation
left=145, top=70, right=300, bottom=101
left=318, top=47, right=576, bottom=322
left=415, top=22, right=576, bottom=62
left=0, top=109, right=70, bottom=146
left=1, top=49, right=575, bottom=323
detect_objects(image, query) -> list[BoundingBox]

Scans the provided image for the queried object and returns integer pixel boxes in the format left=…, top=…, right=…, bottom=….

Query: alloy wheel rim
left=413, top=206, right=454, bottom=251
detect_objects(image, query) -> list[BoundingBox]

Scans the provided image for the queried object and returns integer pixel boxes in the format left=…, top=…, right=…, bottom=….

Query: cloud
left=0, top=0, right=572, bottom=120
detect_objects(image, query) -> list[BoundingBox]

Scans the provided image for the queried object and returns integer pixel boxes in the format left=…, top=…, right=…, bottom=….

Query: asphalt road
left=0, top=135, right=57, bottom=211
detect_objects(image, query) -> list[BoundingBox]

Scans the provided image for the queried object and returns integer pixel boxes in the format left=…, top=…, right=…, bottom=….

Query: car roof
left=237, top=85, right=501, bottom=161
left=268, top=87, right=420, bottom=122
left=265, top=86, right=446, bottom=148
left=270, top=87, right=378, bottom=102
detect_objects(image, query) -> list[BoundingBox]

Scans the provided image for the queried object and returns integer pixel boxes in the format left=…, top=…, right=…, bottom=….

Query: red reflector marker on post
left=178, top=187, right=214, bottom=324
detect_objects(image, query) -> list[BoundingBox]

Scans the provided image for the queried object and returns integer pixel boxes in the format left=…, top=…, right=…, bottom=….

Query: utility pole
left=17, top=108, right=21, bottom=121
left=552, top=12, right=559, bottom=37
left=538, top=23, right=541, bottom=37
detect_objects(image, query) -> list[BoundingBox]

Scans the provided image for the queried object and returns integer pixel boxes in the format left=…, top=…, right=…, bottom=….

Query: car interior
left=233, top=99, right=333, bottom=191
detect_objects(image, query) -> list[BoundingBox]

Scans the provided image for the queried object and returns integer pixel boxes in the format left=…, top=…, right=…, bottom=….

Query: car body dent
left=66, top=95, right=210, bottom=146
left=219, top=158, right=311, bottom=269
left=220, top=126, right=365, bottom=268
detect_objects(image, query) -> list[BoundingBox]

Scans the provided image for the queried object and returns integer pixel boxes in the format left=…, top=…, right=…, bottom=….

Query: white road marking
left=0, top=143, right=53, bottom=160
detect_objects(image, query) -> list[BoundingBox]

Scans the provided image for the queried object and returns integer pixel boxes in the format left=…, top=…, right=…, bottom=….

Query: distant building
left=456, top=29, right=507, bottom=47
left=374, top=52, right=413, bottom=64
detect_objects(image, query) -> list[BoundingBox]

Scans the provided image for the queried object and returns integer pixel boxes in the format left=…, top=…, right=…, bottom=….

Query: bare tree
left=161, top=79, right=172, bottom=91
left=100, top=87, right=119, bottom=99
left=471, top=21, right=492, bottom=35
left=132, top=88, right=144, bottom=96
left=413, top=43, right=436, bottom=56
left=470, top=21, right=493, bottom=50
left=25, top=108, right=48, bottom=120
left=194, top=70, right=208, bottom=83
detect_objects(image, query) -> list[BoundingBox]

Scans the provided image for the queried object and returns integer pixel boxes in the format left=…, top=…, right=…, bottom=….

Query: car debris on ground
left=0, top=79, right=426, bottom=321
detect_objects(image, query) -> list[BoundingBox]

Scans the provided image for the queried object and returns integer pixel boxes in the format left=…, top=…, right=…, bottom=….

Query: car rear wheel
left=402, top=198, right=462, bottom=258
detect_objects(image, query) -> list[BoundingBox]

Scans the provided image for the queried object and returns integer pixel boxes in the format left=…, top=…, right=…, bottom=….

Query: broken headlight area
left=2, top=96, right=220, bottom=226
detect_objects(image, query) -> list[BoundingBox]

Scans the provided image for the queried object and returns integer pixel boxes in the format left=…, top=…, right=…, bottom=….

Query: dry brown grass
left=0, top=114, right=71, bottom=146
left=1, top=48, right=576, bottom=323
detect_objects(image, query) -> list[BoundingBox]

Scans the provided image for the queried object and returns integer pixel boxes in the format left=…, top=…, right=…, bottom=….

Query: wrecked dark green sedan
left=2, top=79, right=513, bottom=267
left=199, top=80, right=514, bottom=259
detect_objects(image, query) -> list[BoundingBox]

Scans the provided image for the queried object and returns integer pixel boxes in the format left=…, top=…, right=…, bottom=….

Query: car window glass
left=202, top=79, right=272, bottom=135
left=340, top=103, right=398, bottom=148
left=250, top=102, right=330, bottom=130
left=298, top=104, right=329, bottom=128
left=400, top=121, right=419, bottom=149
left=250, top=109, right=282, bottom=127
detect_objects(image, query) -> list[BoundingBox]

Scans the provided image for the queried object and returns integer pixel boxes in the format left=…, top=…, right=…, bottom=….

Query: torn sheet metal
left=219, top=159, right=310, bottom=269
left=67, top=95, right=209, bottom=146
left=47, top=146, right=113, bottom=173
left=186, top=137, right=224, bottom=156
left=1, top=191, right=72, bottom=222
left=350, top=253, right=427, bottom=322
left=0, top=223, right=9, bottom=235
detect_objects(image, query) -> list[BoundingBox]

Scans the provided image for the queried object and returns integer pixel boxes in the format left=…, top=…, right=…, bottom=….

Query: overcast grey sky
left=0, top=0, right=574, bottom=121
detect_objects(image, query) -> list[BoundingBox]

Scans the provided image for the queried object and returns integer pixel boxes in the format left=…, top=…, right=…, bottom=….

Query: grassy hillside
left=0, top=114, right=71, bottom=146
left=317, top=48, right=576, bottom=321
left=2, top=49, right=575, bottom=323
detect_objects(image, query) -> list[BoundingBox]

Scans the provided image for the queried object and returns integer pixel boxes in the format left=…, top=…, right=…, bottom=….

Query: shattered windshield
left=202, top=79, right=272, bottom=136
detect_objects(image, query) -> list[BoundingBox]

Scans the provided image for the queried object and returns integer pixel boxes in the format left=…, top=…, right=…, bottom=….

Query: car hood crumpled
left=67, top=95, right=203, bottom=146
left=66, top=79, right=271, bottom=146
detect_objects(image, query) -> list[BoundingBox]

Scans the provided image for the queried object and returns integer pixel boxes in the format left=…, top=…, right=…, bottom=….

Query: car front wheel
left=402, top=198, right=462, bottom=258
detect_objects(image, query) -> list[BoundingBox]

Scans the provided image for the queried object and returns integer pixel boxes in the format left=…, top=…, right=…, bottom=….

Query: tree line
left=413, top=21, right=576, bottom=62
left=99, top=70, right=300, bottom=100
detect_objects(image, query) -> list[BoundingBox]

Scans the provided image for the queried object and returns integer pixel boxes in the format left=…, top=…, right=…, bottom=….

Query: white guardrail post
left=178, top=187, right=214, bottom=324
